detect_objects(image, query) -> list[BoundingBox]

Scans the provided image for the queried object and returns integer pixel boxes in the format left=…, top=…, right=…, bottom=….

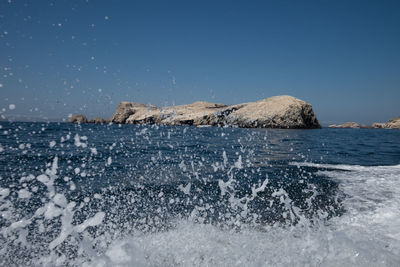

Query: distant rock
left=88, top=117, right=110, bottom=124
left=371, top=123, right=385, bottom=128
left=328, top=122, right=362, bottom=128
left=109, top=95, right=321, bottom=129
left=328, top=118, right=400, bottom=129
left=69, top=114, right=110, bottom=124
left=372, top=118, right=400, bottom=129
left=68, top=114, right=88, bottom=124
left=112, top=102, right=150, bottom=124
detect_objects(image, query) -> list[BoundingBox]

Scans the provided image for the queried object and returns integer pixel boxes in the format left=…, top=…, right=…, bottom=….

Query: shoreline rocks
left=372, top=118, right=400, bottom=129
left=68, top=114, right=110, bottom=124
left=328, top=122, right=368, bottom=128
left=328, top=118, right=400, bottom=129
left=68, top=114, right=88, bottom=124
left=69, top=95, right=321, bottom=129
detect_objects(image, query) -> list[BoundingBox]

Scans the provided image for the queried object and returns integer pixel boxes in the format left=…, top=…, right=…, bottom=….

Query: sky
left=0, top=0, right=399, bottom=125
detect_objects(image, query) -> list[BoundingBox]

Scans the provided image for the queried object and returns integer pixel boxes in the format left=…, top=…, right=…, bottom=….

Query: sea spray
left=1, top=122, right=399, bottom=265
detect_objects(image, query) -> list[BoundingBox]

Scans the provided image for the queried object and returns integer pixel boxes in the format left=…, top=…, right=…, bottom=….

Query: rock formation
left=68, top=114, right=88, bottom=124
left=328, top=118, right=400, bottom=129
left=68, top=114, right=110, bottom=124
left=372, top=118, right=400, bottom=129
left=328, top=122, right=365, bottom=128
left=88, top=117, right=110, bottom=124
left=108, top=95, right=321, bottom=129
left=111, top=102, right=151, bottom=124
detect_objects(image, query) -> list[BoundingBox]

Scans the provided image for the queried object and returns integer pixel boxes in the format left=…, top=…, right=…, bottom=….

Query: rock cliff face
left=372, top=118, right=400, bottom=129
left=110, top=95, right=321, bottom=129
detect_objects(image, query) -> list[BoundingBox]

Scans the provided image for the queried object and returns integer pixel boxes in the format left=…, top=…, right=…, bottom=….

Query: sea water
left=0, top=122, right=399, bottom=266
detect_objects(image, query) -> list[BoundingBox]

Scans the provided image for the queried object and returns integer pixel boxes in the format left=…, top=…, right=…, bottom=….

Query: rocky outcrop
left=112, top=102, right=151, bottom=124
left=109, top=95, right=321, bottom=129
left=68, top=114, right=88, bottom=124
left=372, top=118, right=400, bottom=129
left=68, top=114, right=110, bottom=124
left=328, top=118, right=400, bottom=129
left=328, top=122, right=366, bottom=128
left=225, top=96, right=320, bottom=128
left=121, top=101, right=230, bottom=126
left=88, top=117, right=110, bottom=124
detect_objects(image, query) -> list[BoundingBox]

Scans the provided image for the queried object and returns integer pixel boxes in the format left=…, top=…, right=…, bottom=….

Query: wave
left=84, top=163, right=400, bottom=266
left=2, top=156, right=400, bottom=266
left=79, top=163, right=400, bottom=266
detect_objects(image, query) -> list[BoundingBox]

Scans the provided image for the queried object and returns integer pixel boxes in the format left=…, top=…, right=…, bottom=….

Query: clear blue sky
left=1, top=0, right=399, bottom=125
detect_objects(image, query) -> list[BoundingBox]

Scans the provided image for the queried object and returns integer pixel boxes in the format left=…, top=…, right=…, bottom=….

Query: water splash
left=1, top=123, right=399, bottom=265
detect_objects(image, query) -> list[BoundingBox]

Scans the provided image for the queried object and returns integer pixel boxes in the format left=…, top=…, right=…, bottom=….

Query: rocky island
left=328, top=122, right=368, bottom=128
left=328, top=118, right=400, bottom=129
left=69, top=95, right=321, bottom=129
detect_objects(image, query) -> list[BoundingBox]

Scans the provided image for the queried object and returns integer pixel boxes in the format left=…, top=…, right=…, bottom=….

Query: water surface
left=1, top=122, right=399, bottom=266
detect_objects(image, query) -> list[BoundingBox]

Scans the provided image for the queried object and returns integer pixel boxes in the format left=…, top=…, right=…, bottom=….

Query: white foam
left=74, top=211, right=105, bottom=233
left=178, top=183, right=191, bottom=195
left=17, top=188, right=31, bottom=199
left=106, top=156, right=112, bottom=166
left=0, top=187, right=10, bottom=198
left=49, top=140, right=56, bottom=148
left=37, top=174, right=50, bottom=184
left=2, top=154, right=400, bottom=266
left=74, top=133, right=87, bottom=148
left=83, top=162, right=400, bottom=266
left=85, top=219, right=400, bottom=267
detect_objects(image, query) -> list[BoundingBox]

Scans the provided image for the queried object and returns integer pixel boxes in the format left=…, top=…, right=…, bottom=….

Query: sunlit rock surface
left=111, top=102, right=151, bottom=124
left=328, top=122, right=365, bottom=128
left=372, top=118, right=400, bottom=129
left=110, top=95, right=321, bottom=129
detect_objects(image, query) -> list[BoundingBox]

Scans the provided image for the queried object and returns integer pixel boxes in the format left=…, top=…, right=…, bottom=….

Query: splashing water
left=0, top=122, right=400, bottom=266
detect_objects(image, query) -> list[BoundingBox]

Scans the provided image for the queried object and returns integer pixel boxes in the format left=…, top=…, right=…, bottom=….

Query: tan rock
left=372, top=118, right=400, bottom=129
left=371, top=123, right=385, bottom=128
left=386, top=118, right=400, bottom=128
left=122, top=101, right=228, bottom=125
left=226, top=96, right=320, bottom=128
left=111, top=95, right=320, bottom=128
left=328, top=122, right=361, bottom=128
left=68, top=114, right=88, bottom=124
left=68, top=114, right=111, bottom=124
left=112, top=102, right=150, bottom=124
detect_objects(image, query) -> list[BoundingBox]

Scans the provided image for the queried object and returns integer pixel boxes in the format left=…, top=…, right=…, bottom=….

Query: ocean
left=1, top=122, right=400, bottom=266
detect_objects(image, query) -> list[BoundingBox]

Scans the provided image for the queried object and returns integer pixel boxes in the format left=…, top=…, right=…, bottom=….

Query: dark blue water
left=1, top=122, right=400, bottom=266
